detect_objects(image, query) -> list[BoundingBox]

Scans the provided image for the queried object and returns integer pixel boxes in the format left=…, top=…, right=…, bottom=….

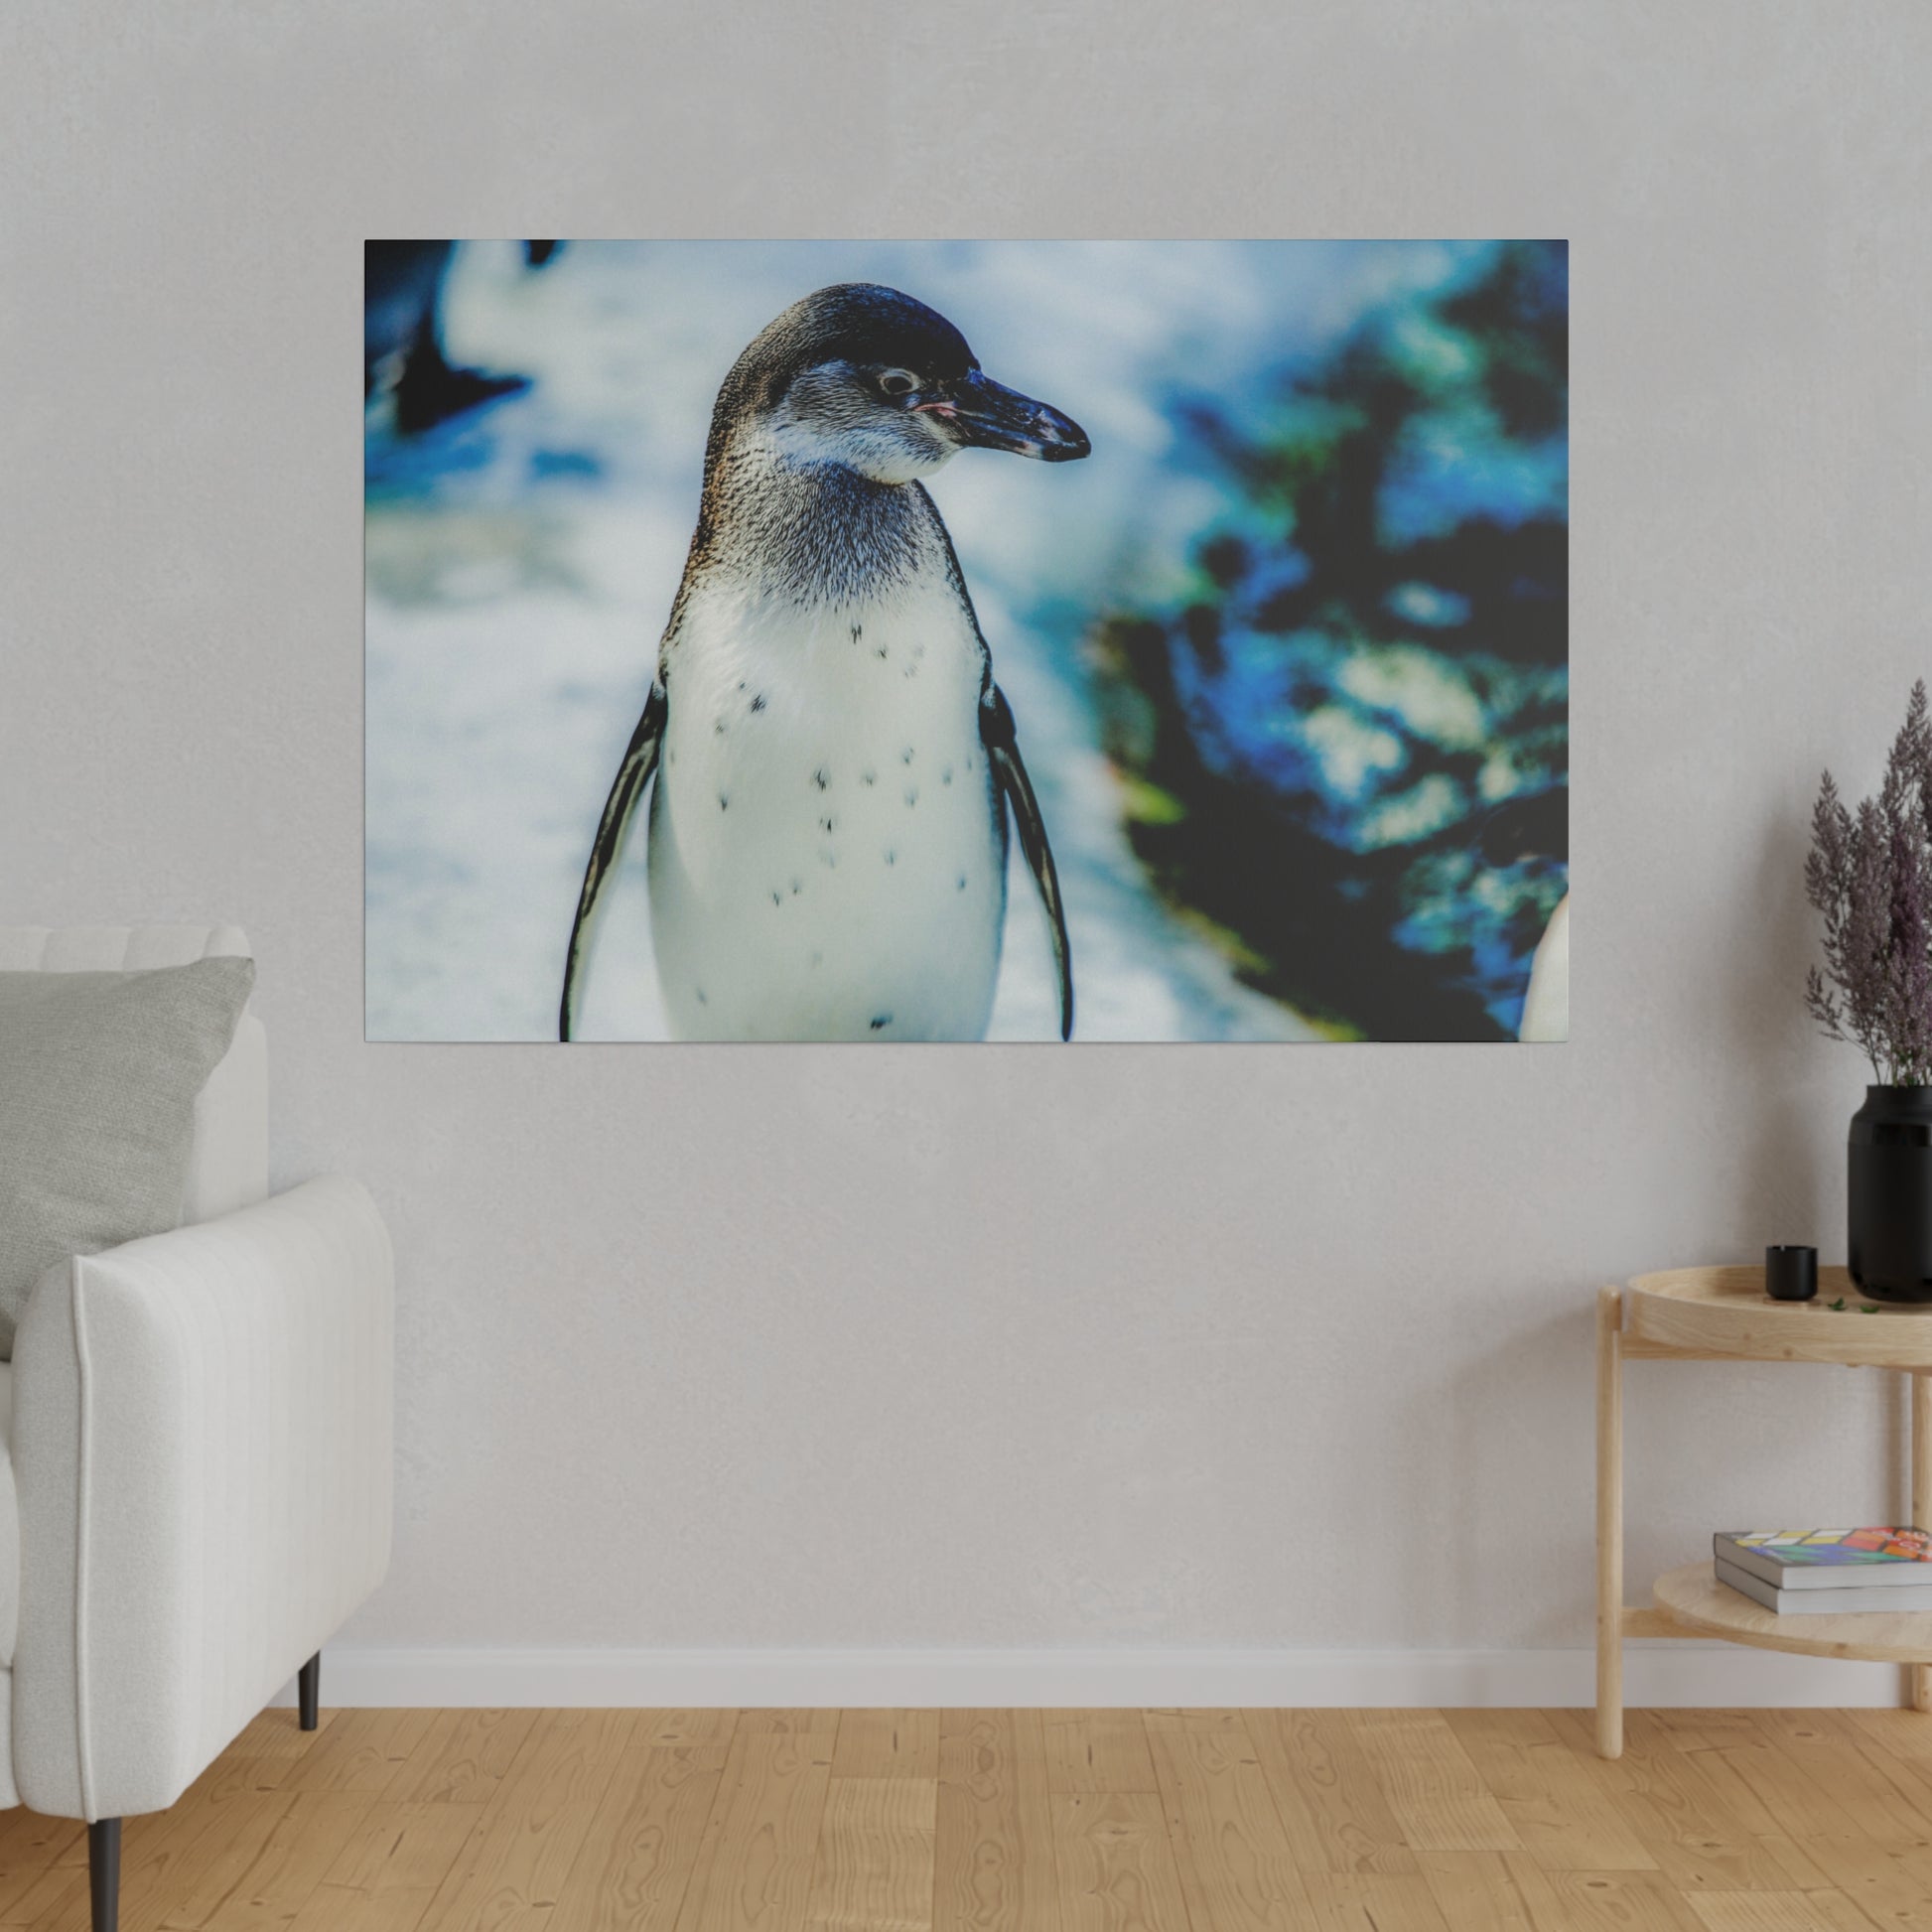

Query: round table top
left=1625, top=1265, right=1932, bottom=1367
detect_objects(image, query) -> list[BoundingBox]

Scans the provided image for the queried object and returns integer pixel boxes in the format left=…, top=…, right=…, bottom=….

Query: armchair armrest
left=10, top=1175, right=393, bottom=1820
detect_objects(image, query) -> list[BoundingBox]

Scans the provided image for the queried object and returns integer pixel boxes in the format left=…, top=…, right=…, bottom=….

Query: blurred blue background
left=365, top=240, right=1567, bottom=1040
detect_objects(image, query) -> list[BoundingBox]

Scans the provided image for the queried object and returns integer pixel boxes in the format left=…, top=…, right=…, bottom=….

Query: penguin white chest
left=647, top=581, right=1007, bottom=1039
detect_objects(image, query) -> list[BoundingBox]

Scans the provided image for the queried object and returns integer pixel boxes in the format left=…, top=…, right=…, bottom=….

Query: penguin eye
left=877, top=369, right=919, bottom=398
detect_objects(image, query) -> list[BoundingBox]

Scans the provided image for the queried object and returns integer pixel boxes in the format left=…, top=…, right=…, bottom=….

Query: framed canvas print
left=365, top=240, right=1568, bottom=1042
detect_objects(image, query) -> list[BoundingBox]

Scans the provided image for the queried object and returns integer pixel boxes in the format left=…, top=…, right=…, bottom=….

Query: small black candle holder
left=1765, top=1244, right=1818, bottom=1302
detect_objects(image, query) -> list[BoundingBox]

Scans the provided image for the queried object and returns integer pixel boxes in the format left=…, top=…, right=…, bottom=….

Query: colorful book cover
left=1721, top=1528, right=1932, bottom=1568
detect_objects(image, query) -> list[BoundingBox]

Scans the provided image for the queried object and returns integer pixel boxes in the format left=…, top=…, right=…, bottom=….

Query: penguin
left=560, top=282, right=1088, bottom=1042
left=1519, top=894, right=1569, bottom=1041
left=363, top=240, right=560, bottom=434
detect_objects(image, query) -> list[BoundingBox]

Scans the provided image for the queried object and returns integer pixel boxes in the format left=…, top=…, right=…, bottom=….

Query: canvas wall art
left=365, top=240, right=1568, bottom=1042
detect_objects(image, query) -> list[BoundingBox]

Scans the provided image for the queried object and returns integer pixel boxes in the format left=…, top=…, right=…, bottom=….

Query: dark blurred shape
left=1475, top=789, right=1568, bottom=869
left=365, top=240, right=560, bottom=436
left=1092, top=240, right=1569, bottom=1039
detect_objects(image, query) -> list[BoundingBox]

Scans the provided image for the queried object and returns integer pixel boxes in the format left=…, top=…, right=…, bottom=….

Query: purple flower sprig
left=1806, top=680, right=1932, bottom=1085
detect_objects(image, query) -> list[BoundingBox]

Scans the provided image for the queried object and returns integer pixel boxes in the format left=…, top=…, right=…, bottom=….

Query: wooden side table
left=1596, top=1266, right=1932, bottom=1759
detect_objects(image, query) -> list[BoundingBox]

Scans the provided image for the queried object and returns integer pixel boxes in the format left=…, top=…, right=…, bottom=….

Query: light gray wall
left=3, top=0, right=1928, bottom=1656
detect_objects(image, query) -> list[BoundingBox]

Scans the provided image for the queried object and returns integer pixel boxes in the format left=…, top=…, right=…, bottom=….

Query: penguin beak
left=920, top=370, right=1090, bottom=463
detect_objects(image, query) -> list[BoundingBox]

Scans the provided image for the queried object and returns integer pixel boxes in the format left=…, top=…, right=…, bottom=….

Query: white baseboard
left=274, top=1644, right=1914, bottom=1710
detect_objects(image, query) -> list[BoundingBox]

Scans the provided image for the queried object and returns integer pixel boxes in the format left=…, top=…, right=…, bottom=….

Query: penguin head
left=719, top=283, right=1090, bottom=485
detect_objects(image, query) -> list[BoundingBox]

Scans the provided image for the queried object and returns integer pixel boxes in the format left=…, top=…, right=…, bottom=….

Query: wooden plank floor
left=4, top=1708, right=1931, bottom=1928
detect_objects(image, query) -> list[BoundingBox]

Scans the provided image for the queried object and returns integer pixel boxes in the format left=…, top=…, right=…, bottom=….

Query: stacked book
left=1716, top=1528, right=1932, bottom=1614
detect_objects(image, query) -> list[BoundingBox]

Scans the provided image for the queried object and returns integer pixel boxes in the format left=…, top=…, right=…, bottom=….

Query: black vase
left=1849, top=1085, right=1932, bottom=1303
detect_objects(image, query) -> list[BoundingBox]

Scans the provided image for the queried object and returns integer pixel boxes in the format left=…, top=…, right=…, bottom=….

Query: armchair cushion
left=0, top=958, right=256, bottom=1356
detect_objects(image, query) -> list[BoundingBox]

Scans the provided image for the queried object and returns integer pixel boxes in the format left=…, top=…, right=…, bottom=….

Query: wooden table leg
left=1597, top=1286, right=1624, bottom=1758
left=1914, top=1371, right=1932, bottom=1715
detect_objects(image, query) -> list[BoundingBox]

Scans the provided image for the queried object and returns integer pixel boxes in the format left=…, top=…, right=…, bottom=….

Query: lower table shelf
left=1597, top=1277, right=1932, bottom=1758
left=1651, top=1561, right=1932, bottom=1666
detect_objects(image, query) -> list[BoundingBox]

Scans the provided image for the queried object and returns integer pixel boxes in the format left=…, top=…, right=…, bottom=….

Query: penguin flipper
left=560, top=683, right=667, bottom=1040
left=980, top=683, right=1073, bottom=1040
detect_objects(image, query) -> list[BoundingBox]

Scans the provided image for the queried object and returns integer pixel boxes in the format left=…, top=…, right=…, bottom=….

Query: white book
left=1716, top=1557, right=1932, bottom=1616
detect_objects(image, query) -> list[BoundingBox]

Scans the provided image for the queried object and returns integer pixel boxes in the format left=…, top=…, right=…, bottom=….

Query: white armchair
left=0, top=926, right=393, bottom=1932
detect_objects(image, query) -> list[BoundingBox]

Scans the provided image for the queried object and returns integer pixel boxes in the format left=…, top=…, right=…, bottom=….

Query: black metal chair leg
left=89, top=1818, right=120, bottom=1932
left=298, top=1652, right=321, bottom=1731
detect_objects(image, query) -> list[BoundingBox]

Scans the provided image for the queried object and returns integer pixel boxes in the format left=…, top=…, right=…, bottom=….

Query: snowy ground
left=365, top=240, right=1487, bottom=1040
